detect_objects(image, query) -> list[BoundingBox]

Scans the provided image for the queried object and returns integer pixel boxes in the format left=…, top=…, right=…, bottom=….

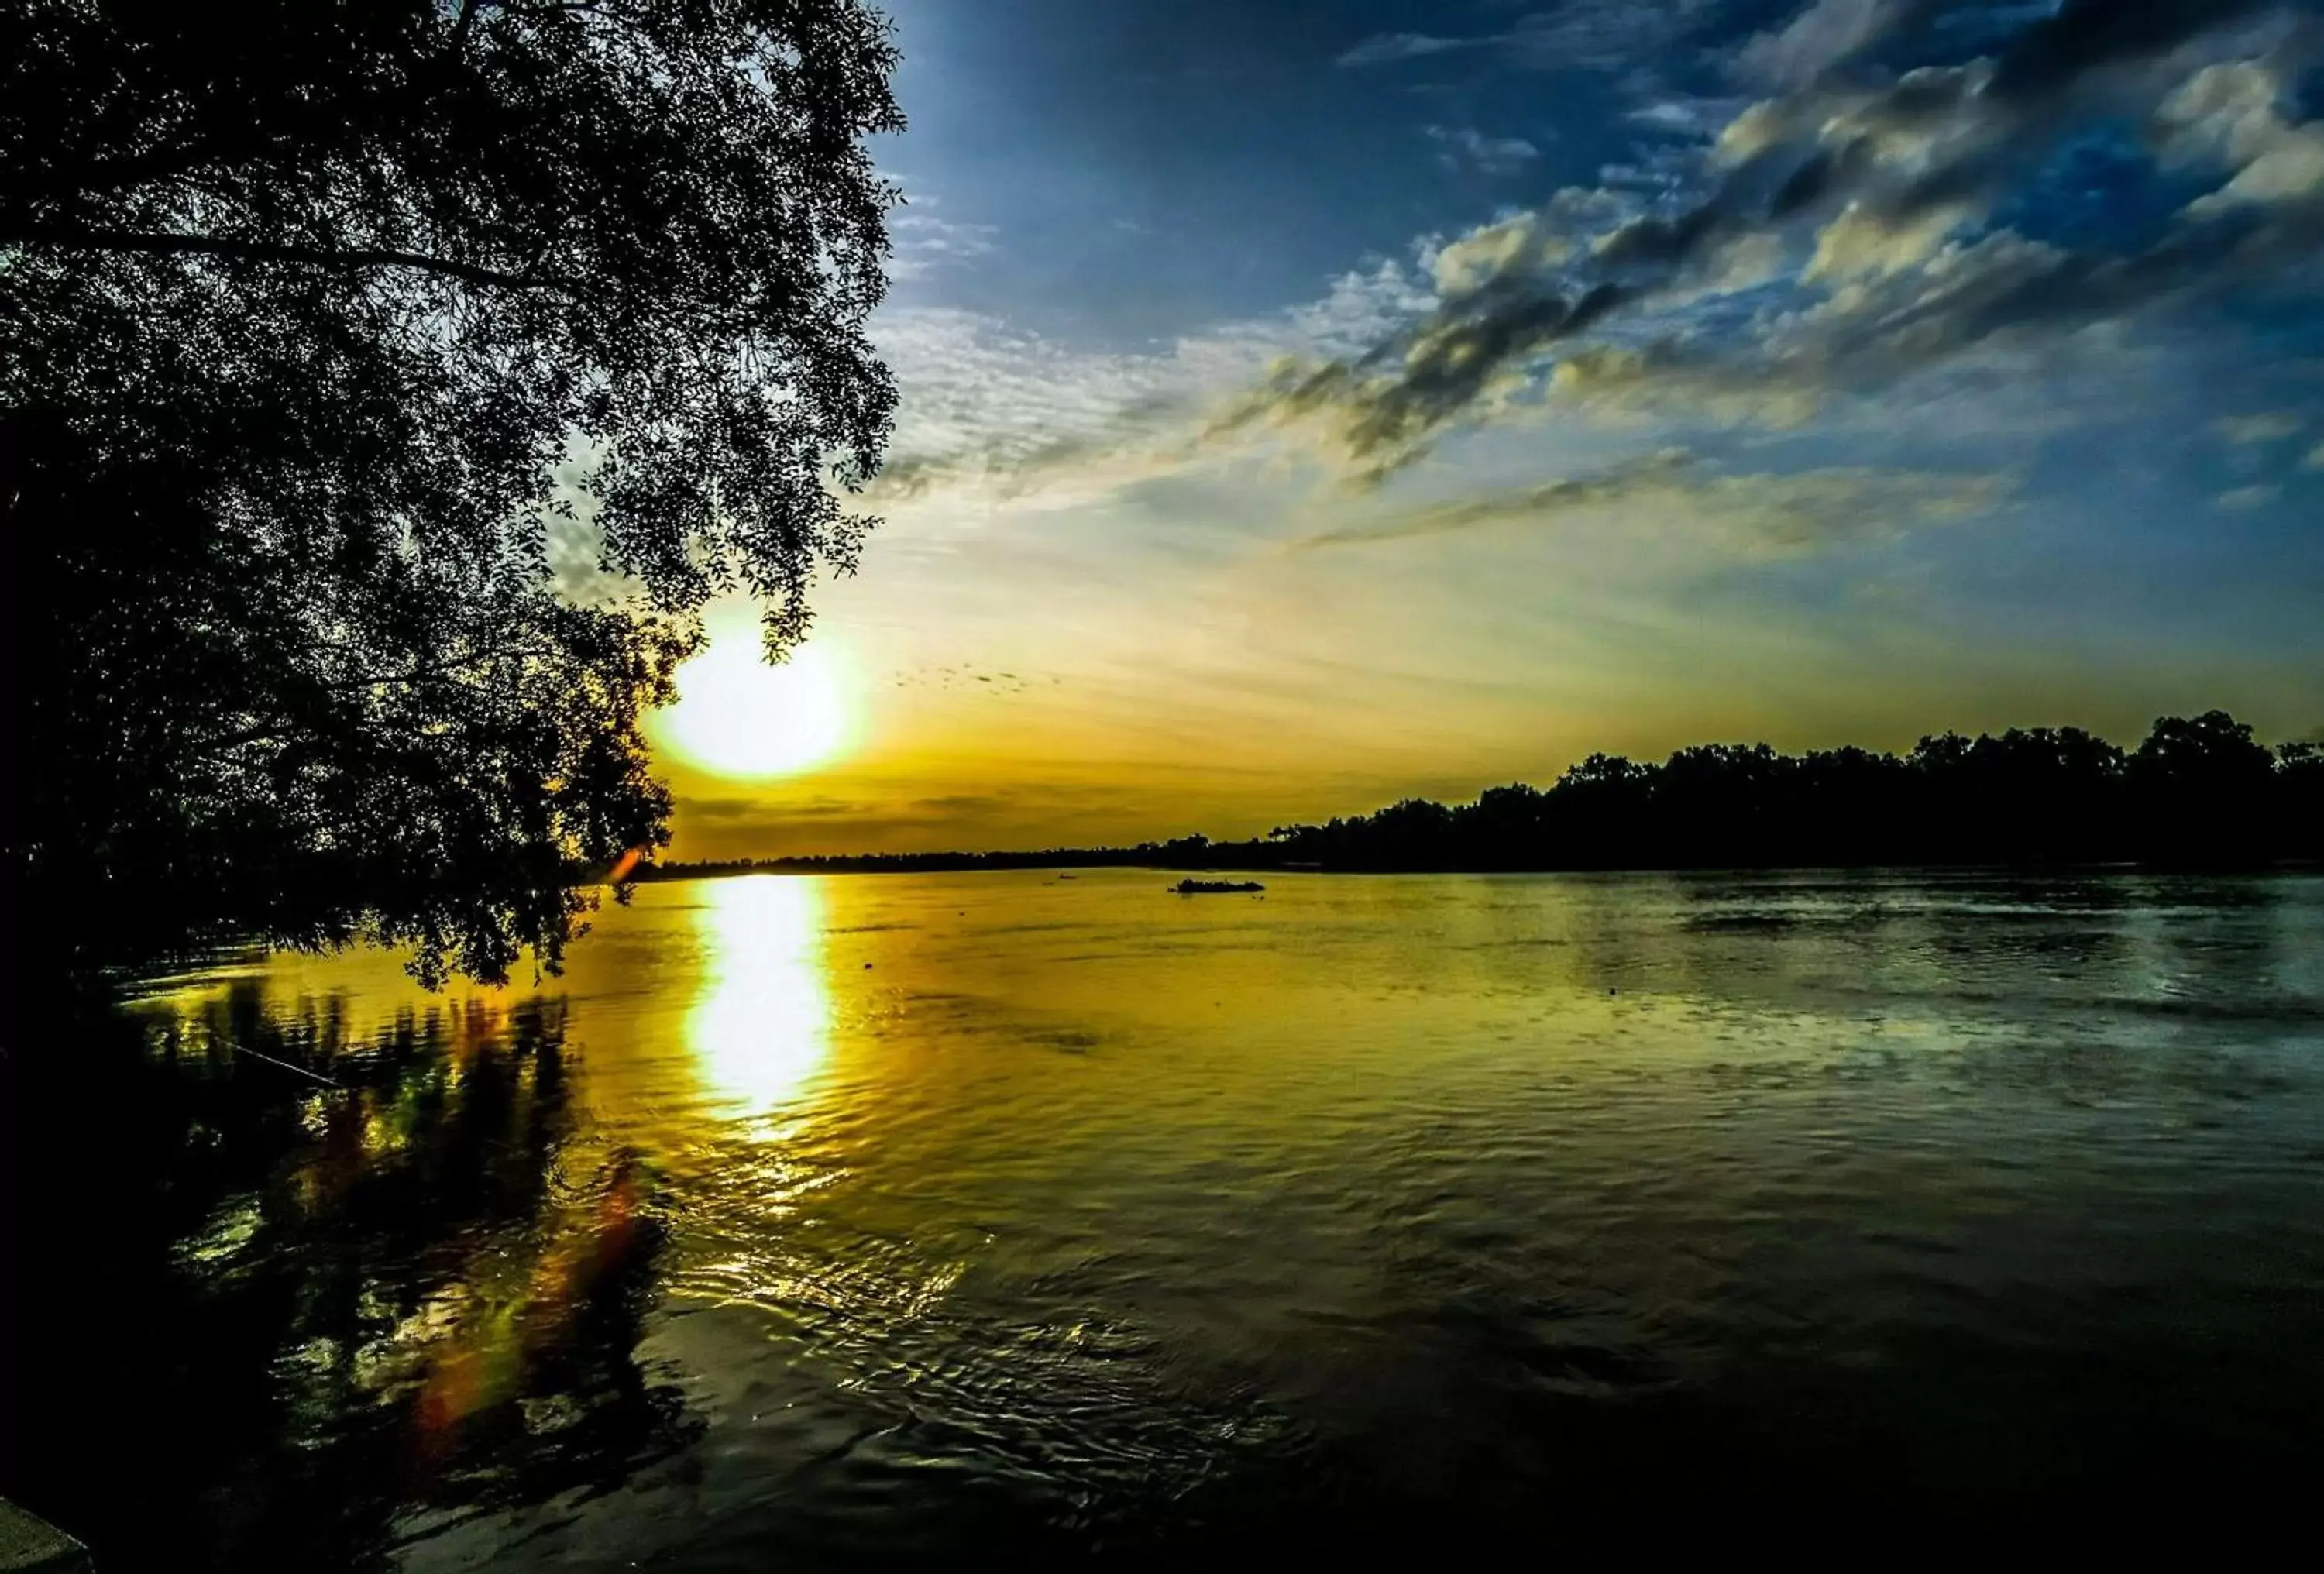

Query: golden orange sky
left=647, top=451, right=2324, bottom=862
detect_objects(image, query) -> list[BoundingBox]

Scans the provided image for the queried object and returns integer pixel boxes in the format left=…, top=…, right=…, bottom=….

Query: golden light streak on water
left=686, top=875, right=833, bottom=1115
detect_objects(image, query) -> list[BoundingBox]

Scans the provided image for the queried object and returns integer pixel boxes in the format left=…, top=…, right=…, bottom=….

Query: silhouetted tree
left=2278, top=742, right=2324, bottom=865
left=3, top=1, right=901, bottom=982
left=2129, top=710, right=2279, bottom=862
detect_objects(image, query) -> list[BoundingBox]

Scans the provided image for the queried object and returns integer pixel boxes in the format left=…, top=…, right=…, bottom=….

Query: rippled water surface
left=25, top=869, right=2324, bottom=1563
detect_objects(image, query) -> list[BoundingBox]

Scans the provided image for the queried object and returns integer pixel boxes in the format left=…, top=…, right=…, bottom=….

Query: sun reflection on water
left=689, top=875, right=833, bottom=1113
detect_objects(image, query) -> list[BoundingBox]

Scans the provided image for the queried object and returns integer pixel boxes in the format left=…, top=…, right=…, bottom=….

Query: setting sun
left=655, top=627, right=851, bottom=780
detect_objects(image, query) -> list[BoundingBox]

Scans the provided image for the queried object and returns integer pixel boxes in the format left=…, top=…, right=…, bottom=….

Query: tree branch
left=322, top=643, right=566, bottom=689
left=449, top=0, right=621, bottom=49
left=11, top=226, right=576, bottom=294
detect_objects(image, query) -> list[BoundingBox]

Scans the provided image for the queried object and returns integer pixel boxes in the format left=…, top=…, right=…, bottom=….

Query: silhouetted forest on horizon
left=639, top=710, right=2324, bottom=879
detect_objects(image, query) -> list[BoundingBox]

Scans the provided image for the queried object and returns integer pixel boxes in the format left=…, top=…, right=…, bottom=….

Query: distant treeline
left=631, top=847, right=1173, bottom=878
left=1264, top=711, right=2321, bottom=871
left=633, top=710, right=2323, bottom=881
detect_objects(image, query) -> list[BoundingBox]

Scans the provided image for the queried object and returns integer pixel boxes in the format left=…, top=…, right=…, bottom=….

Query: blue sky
left=659, top=0, right=2324, bottom=857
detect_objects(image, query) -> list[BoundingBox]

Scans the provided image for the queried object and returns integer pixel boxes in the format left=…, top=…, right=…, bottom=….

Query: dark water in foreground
left=19, top=869, right=2324, bottom=1564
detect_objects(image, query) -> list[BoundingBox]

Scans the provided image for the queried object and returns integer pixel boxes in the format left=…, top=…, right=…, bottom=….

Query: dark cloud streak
left=1989, top=0, right=2271, bottom=101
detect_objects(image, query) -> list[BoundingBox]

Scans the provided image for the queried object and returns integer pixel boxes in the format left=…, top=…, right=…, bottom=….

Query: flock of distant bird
left=888, top=665, right=1059, bottom=695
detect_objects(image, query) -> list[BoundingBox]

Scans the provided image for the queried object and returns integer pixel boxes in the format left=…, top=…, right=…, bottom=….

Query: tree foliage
left=2, top=0, right=902, bottom=981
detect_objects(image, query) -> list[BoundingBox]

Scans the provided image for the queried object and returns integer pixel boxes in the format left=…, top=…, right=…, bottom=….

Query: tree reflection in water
left=22, top=981, right=700, bottom=1573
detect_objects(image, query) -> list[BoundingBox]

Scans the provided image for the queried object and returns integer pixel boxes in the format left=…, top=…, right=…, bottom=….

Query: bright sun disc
left=656, top=632, right=851, bottom=779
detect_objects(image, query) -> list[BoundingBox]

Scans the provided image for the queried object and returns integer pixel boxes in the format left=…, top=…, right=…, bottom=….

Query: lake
left=19, top=868, right=2324, bottom=1563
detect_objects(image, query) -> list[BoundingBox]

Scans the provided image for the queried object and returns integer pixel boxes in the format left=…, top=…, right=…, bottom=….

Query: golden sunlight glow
left=658, top=627, right=851, bottom=780
left=688, top=875, right=832, bottom=1112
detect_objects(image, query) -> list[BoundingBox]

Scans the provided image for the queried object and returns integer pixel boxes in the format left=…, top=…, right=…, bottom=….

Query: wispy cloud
left=2217, top=483, right=2282, bottom=510
left=864, top=263, right=1432, bottom=510
left=1294, top=450, right=2013, bottom=555
left=1337, top=3, right=1717, bottom=74
left=1734, top=0, right=1917, bottom=91
left=1336, top=31, right=1483, bottom=68
left=2215, top=411, right=2305, bottom=445
left=1425, top=124, right=1542, bottom=176
left=889, top=211, right=999, bottom=279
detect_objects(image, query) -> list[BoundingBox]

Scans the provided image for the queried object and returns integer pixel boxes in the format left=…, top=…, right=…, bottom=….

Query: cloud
left=2159, top=58, right=2324, bottom=218
left=1628, top=99, right=1732, bottom=136
left=861, top=263, right=1433, bottom=510
left=1501, top=2, right=1723, bottom=72
left=1544, top=342, right=1826, bottom=428
left=1735, top=0, right=1914, bottom=91
left=889, top=210, right=999, bottom=279
left=1221, top=0, right=2324, bottom=473
left=2217, top=483, right=2282, bottom=509
left=870, top=5, right=2324, bottom=515
left=2214, top=411, right=2305, bottom=445
left=677, top=792, right=867, bottom=824
left=1338, top=4, right=1716, bottom=76
left=866, top=416, right=1195, bottom=509
left=1336, top=32, right=1480, bottom=67
left=1212, top=279, right=1628, bottom=484
left=1986, top=0, right=2271, bottom=101
left=1294, top=449, right=2013, bottom=555
left=1295, top=448, right=1691, bottom=547
left=1425, top=196, right=1611, bottom=294
left=1803, top=198, right=1979, bottom=282
left=909, top=794, right=1010, bottom=813
left=1425, top=125, right=1542, bottom=176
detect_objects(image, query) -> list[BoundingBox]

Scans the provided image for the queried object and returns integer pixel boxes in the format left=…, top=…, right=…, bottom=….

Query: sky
left=653, top=0, right=2324, bottom=861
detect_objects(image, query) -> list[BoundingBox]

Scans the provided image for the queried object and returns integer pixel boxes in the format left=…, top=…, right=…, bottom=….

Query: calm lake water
left=22, top=868, right=2324, bottom=1563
